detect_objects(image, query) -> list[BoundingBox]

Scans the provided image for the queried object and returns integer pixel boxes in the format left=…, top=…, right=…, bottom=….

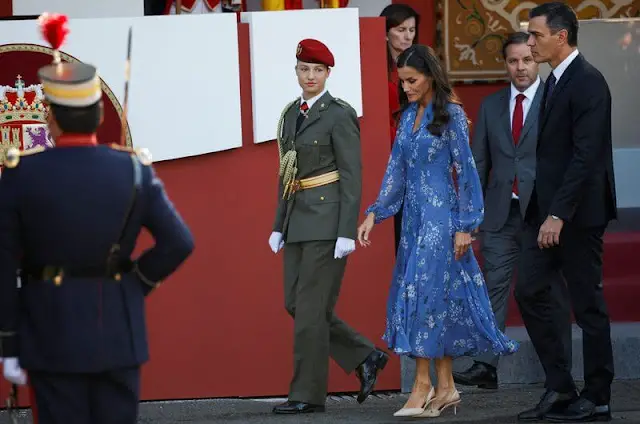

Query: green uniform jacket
left=273, top=91, right=361, bottom=243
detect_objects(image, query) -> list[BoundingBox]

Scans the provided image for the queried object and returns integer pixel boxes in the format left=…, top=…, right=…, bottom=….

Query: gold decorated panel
left=440, top=0, right=640, bottom=82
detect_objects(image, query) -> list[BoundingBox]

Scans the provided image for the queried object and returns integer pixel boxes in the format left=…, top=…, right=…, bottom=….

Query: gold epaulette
left=4, top=146, right=45, bottom=169
left=108, top=143, right=153, bottom=166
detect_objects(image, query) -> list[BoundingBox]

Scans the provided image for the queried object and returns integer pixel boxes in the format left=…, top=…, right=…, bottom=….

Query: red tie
left=512, top=93, right=525, bottom=195
left=300, top=102, right=309, bottom=113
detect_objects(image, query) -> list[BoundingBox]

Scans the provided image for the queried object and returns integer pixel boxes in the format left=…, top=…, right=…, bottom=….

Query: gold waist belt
left=286, top=170, right=340, bottom=197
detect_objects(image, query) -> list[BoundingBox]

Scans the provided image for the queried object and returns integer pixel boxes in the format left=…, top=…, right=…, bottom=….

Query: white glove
left=334, top=237, right=356, bottom=259
left=2, top=357, right=27, bottom=386
left=268, top=231, right=284, bottom=254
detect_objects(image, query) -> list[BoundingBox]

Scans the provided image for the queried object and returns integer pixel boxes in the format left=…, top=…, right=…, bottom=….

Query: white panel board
left=12, top=0, right=144, bottom=18
left=0, top=14, right=242, bottom=162
left=241, top=8, right=362, bottom=144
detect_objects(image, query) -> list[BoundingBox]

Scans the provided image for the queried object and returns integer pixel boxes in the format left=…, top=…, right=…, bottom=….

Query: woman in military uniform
left=268, top=38, right=388, bottom=414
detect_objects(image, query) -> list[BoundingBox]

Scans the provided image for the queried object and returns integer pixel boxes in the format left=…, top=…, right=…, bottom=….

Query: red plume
left=38, top=12, right=69, bottom=50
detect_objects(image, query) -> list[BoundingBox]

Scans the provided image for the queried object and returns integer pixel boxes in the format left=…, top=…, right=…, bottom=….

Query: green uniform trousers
left=283, top=240, right=375, bottom=405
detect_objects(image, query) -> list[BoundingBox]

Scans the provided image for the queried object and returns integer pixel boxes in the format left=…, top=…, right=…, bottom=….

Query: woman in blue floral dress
left=357, top=45, right=518, bottom=418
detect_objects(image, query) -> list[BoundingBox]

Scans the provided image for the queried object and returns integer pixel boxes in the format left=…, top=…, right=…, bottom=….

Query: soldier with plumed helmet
left=0, top=13, right=194, bottom=424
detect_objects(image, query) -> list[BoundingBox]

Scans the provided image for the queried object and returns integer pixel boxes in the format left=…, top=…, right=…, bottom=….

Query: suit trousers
left=29, top=366, right=140, bottom=424
left=283, top=240, right=374, bottom=405
left=515, top=222, right=614, bottom=404
left=476, top=200, right=572, bottom=369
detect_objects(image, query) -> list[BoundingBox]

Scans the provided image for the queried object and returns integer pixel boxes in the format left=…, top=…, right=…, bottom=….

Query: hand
left=268, top=231, right=284, bottom=254
left=538, top=215, right=563, bottom=249
left=2, top=357, right=27, bottom=386
left=334, top=237, right=355, bottom=259
left=454, top=232, right=472, bottom=260
left=357, top=213, right=375, bottom=247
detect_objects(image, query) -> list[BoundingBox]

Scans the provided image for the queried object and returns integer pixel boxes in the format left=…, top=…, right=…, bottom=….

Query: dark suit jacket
left=273, top=91, right=361, bottom=243
left=527, top=53, right=617, bottom=228
left=472, top=81, right=544, bottom=231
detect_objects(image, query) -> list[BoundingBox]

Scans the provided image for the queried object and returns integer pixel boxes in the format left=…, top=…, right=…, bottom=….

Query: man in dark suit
left=454, top=32, right=571, bottom=391
left=515, top=3, right=617, bottom=422
left=268, top=39, right=388, bottom=414
left=0, top=43, right=194, bottom=423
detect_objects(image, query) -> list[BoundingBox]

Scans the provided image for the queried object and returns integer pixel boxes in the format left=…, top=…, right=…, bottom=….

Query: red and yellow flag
left=262, top=0, right=303, bottom=10
left=319, top=0, right=349, bottom=7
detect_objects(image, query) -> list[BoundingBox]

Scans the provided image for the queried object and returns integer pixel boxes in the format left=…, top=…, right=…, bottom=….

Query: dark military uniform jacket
left=273, top=91, right=361, bottom=243
left=0, top=143, right=194, bottom=373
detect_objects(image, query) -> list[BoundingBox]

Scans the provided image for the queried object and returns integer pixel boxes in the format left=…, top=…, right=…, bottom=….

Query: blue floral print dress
left=365, top=102, right=519, bottom=359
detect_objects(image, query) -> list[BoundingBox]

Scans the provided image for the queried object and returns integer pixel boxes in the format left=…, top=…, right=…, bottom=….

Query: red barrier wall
left=0, top=1, right=11, bottom=17
left=138, top=18, right=398, bottom=400
left=0, top=15, right=396, bottom=408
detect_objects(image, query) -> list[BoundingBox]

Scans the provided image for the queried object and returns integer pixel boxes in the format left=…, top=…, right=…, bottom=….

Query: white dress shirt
left=299, top=88, right=328, bottom=111
left=509, top=76, right=542, bottom=131
left=552, top=48, right=579, bottom=82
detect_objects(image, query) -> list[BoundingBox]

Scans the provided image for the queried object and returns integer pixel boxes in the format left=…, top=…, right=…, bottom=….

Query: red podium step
left=471, top=231, right=640, bottom=326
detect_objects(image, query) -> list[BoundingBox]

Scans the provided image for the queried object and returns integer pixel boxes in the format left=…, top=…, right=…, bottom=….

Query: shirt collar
left=55, top=133, right=98, bottom=148
left=300, top=88, right=327, bottom=110
left=552, top=48, right=579, bottom=81
left=510, top=76, right=541, bottom=100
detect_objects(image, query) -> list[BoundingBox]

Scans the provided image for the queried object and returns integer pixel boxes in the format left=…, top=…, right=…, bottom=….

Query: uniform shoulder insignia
left=108, top=143, right=153, bottom=166
left=135, top=147, right=153, bottom=166
left=108, top=143, right=135, bottom=154
left=331, top=97, right=358, bottom=116
left=4, top=146, right=45, bottom=169
left=331, top=97, right=358, bottom=119
left=331, top=97, right=352, bottom=109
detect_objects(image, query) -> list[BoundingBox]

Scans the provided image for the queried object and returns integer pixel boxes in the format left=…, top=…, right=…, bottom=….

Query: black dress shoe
left=545, top=397, right=611, bottom=422
left=355, top=348, right=389, bottom=404
left=272, top=400, right=325, bottom=414
left=452, top=362, right=498, bottom=389
left=517, top=389, right=578, bottom=422
left=594, top=404, right=612, bottom=421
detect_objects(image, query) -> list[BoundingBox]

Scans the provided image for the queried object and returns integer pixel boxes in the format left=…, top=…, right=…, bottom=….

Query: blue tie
left=545, top=73, right=557, bottom=107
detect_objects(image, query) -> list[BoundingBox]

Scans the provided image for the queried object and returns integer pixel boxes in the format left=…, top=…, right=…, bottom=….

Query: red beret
left=296, top=38, right=335, bottom=67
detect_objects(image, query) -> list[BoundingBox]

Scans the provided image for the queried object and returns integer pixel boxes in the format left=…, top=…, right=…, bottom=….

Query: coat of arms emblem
left=0, top=74, right=54, bottom=166
left=0, top=43, right=133, bottom=171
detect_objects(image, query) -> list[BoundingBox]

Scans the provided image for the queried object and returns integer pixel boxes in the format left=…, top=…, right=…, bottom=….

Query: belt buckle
left=42, top=265, right=58, bottom=280
left=42, top=266, right=64, bottom=286
left=290, top=179, right=301, bottom=194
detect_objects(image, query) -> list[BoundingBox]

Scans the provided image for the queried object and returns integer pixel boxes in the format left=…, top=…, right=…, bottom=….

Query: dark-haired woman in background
left=379, top=3, right=419, bottom=255
left=357, top=45, right=517, bottom=418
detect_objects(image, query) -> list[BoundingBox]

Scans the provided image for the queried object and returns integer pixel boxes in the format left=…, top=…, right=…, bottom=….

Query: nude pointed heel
left=392, top=387, right=435, bottom=417
left=417, top=389, right=461, bottom=417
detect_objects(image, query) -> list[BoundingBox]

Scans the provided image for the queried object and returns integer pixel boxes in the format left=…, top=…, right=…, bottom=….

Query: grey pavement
left=3, top=380, right=640, bottom=423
